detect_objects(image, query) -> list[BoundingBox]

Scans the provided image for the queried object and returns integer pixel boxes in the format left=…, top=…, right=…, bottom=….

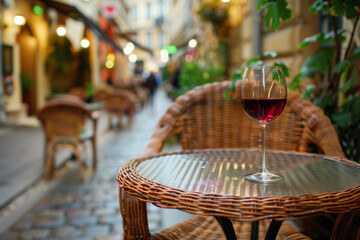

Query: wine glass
left=241, top=66, right=287, bottom=183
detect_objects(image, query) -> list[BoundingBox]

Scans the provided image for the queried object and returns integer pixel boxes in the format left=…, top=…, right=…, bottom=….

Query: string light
left=56, top=26, right=66, bottom=36
left=188, top=39, right=197, bottom=48
left=129, top=54, right=137, bottom=63
left=80, top=38, right=90, bottom=48
left=14, top=15, right=26, bottom=26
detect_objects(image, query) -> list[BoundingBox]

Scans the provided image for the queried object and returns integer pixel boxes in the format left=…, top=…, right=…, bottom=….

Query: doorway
left=19, top=26, right=37, bottom=116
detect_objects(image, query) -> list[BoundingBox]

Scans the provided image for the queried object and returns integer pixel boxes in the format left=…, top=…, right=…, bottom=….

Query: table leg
left=251, top=221, right=259, bottom=240
left=214, top=216, right=237, bottom=240
left=265, top=220, right=283, bottom=240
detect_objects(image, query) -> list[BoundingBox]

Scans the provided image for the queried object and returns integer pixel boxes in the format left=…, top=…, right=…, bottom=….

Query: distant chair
left=68, top=87, right=88, bottom=102
left=105, top=90, right=137, bottom=128
left=122, top=85, right=149, bottom=107
left=37, top=97, right=99, bottom=180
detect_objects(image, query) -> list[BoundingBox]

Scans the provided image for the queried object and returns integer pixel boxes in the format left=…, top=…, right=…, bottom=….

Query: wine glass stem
left=260, top=123, right=268, bottom=174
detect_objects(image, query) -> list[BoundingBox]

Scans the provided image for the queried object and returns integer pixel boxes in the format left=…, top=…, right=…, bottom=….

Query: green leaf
left=324, top=29, right=347, bottom=43
left=332, top=111, right=352, bottom=128
left=273, top=62, right=289, bottom=77
left=338, top=73, right=355, bottom=93
left=231, top=70, right=242, bottom=81
left=263, top=0, right=293, bottom=30
left=333, top=60, right=351, bottom=73
left=309, top=0, right=329, bottom=13
left=350, top=47, right=360, bottom=59
left=263, top=51, right=278, bottom=58
left=247, top=56, right=261, bottom=64
left=313, top=93, right=335, bottom=110
left=256, top=0, right=269, bottom=11
left=300, top=48, right=334, bottom=78
left=288, top=73, right=302, bottom=91
left=298, top=33, right=325, bottom=49
left=298, top=30, right=346, bottom=49
left=301, top=84, right=316, bottom=99
left=332, top=0, right=359, bottom=19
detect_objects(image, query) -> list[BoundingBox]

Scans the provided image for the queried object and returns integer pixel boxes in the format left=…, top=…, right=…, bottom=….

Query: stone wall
left=229, top=1, right=319, bottom=82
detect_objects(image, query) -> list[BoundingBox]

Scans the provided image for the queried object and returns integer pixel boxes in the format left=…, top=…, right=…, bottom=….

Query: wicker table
left=117, top=149, right=360, bottom=239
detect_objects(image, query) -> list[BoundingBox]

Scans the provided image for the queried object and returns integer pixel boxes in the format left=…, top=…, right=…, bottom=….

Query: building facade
left=0, top=0, right=132, bottom=123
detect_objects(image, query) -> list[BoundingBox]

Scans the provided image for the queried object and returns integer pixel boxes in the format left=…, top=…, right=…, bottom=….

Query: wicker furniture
left=37, top=97, right=99, bottom=180
left=118, top=149, right=360, bottom=239
left=117, top=80, right=346, bottom=239
left=105, top=90, right=137, bottom=128
left=68, top=87, right=88, bottom=101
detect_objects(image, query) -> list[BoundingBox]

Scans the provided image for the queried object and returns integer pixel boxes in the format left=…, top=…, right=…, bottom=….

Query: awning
left=38, top=0, right=123, bottom=53
left=108, top=19, right=153, bottom=55
left=117, top=31, right=153, bottom=55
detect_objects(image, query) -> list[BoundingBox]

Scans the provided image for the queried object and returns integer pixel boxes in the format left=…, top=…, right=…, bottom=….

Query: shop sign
left=101, top=1, right=121, bottom=19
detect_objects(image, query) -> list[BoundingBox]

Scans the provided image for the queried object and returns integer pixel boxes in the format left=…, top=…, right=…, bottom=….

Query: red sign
left=101, top=2, right=120, bottom=18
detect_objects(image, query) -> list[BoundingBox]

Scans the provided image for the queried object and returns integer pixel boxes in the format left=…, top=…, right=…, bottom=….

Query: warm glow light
left=188, top=39, right=197, bottom=48
left=56, top=26, right=66, bottom=36
left=14, top=15, right=26, bottom=26
left=160, top=49, right=169, bottom=62
left=129, top=54, right=137, bottom=63
left=147, top=62, right=159, bottom=72
left=124, top=42, right=135, bottom=55
left=221, top=0, right=231, bottom=2
left=185, top=54, right=193, bottom=62
left=160, top=54, right=169, bottom=63
left=107, top=53, right=115, bottom=61
left=160, top=49, right=168, bottom=57
left=80, top=38, right=90, bottom=48
left=124, top=46, right=133, bottom=55
left=126, top=42, right=134, bottom=50
left=105, top=60, right=114, bottom=69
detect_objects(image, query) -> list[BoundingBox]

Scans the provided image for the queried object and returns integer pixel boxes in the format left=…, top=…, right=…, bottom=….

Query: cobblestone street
left=0, top=90, right=188, bottom=240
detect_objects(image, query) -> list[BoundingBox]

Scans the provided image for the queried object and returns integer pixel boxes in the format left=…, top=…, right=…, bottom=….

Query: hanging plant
left=198, top=0, right=230, bottom=38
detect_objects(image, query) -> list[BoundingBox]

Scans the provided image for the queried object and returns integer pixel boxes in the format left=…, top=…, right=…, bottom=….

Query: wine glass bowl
left=241, top=66, right=287, bottom=183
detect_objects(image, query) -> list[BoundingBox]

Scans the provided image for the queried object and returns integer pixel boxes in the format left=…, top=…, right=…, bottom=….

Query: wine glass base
left=245, top=172, right=283, bottom=184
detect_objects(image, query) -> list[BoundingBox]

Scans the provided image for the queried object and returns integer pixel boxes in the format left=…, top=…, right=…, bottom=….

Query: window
left=132, top=35, right=137, bottom=43
left=146, top=2, right=151, bottom=19
left=158, top=33, right=164, bottom=48
left=158, top=0, right=164, bottom=18
left=131, top=5, right=137, bottom=20
left=146, top=32, right=152, bottom=48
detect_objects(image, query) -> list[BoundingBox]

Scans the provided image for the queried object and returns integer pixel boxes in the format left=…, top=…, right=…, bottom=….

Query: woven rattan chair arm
left=287, top=92, right=345, bottom=158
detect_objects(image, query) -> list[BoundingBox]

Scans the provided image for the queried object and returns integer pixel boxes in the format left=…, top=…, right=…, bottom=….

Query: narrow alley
left=0, top=89, right=190, bottom=240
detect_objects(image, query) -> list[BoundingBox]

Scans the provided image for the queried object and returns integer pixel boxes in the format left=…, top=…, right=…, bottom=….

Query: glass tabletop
left=136, top=149, right=360, bottom=198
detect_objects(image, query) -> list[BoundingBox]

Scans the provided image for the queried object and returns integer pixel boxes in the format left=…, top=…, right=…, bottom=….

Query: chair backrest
left=143, top=81, right=345, bottom=158
left=37, top=98, right=91, bottom=140
left=94, top=87, right=112, bottom=102
left=68, top=87, right=88, bottom=101
left=105, top=90, right=137, bottom=112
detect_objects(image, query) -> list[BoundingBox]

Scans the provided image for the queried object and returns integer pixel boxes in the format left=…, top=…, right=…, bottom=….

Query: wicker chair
left=37, top=97, right=99, bottom=180
left=105, top=90, right=137, bottom=128
left=68, top=86, right=88, bottom=102
left=118, top=80, right=346, bottom=239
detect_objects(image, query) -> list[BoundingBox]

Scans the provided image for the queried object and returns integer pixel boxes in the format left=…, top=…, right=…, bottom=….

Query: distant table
left=86, top=102, right=105, bottom=112
left=117, top=149, right=360, bottom=240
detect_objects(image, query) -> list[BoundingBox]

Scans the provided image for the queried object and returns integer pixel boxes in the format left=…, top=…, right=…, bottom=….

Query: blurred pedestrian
left=142, top=72, right=158, bottom=105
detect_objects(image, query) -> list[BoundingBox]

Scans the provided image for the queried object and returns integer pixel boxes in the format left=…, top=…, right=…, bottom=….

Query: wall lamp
left=14, top=14, right=26, bottom=26
left=56, top=25, right=67, bottom=36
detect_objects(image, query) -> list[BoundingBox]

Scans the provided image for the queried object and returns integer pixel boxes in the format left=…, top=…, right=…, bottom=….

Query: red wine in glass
left=241, top=98, right=286, bottom=123
left=241, top=66, right=287, bottom=183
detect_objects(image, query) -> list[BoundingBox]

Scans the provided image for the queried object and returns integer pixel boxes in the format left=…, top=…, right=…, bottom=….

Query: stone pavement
left=0, top=90, right=190, bottom=240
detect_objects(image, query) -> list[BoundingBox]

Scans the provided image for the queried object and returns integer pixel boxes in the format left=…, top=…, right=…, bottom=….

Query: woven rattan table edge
left=117, top=149, right=360, bottom=221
